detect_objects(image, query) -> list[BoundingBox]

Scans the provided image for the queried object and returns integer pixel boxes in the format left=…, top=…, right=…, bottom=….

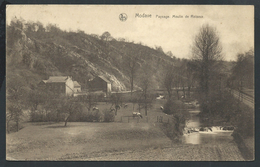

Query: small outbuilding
left=88, top=76, right=111, bottom=96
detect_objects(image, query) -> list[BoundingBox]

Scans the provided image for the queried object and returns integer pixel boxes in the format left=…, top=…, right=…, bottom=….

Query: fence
left=157, top=116, right=173, bottom=123
left=230, top=89, right=254, bottom=108
left=121, top=116, right=148, bottom=123
left=120, top=115, right=173, bottom=124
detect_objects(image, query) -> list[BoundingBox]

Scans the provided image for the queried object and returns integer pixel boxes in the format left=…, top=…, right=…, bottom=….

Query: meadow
left=6, top=99, right=175, bottom=160
left=6, top=96, right=245, bottom=161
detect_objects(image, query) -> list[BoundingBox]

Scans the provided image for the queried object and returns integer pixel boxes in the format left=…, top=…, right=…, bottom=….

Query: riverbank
left=232, top=132, right=254, bottom=161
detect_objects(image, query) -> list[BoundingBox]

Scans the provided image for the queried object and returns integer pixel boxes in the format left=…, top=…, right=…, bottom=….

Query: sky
left=6, top=5, right=254, bottom=61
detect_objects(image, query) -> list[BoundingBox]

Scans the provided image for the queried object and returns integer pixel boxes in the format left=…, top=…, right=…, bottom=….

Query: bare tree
left=191, top=24, right=223, bottom=114
left=138, top=64, right=154, bottom=116
left=124, top=51, right=141, bottom=111
left=125, top=52, right=140, bottom=96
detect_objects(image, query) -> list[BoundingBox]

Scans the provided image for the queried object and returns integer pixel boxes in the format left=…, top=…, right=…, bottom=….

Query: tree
left=110, top=92, right=122, bottom=115
left=231, top=49, right=254, bottom=90
left=163, top=64, right=175, bottom=99
left=6, top=76, right=27, bottom=132
left=163, top=99, right=190, bottom=136
left=191, top=24, right=223, bottom=114
left=27, top=90, right=48, bottom=121
left=137, top=64, right=154, bottom=116
left=125, top=52, right=140, bottom=96
left=166, top=51, right=173, bottom=57
left=80, top=93, right=97, bottom=112
left=44, top=97, right=62, bottom=122
left=178, top=61, right=188, bottom=98
left=46, top=23, right=62, bottom=35
left=101, top=31, right=112, bottom=41
left=6, top=103, right=24, bottom=133
left=58, top=96, right=83, bottom=126
left=36, top=21, right=45, bottom=34
left=155, top=45, right=164, bottom=54
left=7, top=20, right=25, bottom=48
left=186, top=61, right=197, bottom=97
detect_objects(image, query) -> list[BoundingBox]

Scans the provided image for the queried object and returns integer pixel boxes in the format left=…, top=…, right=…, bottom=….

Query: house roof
left=98, top=76, right=111, bottom=83
left=73, top=81, right=81, bottom=87
left=44, top=76, right=70, bottom=83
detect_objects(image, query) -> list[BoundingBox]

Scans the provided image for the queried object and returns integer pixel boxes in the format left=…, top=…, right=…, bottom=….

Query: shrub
left=103, top=109, right=115, bottom=122
left=30, top=111, right=45, bottom=122
left=84, top=111, right=95, bottom=122
left=92, top=109, right=104, bottom=122
left=163, top=99, right=186, bottom=115
left=46, top=110, right=64, bottom=122
left=6, top=121, right=24, bottom=133
left=234, top=104, right=254, bottom=137
left=162, top=99, right=190, bottom=137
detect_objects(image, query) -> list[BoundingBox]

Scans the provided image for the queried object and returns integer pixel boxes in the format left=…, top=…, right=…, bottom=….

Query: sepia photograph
left=6, top=5, right=254, bottom=161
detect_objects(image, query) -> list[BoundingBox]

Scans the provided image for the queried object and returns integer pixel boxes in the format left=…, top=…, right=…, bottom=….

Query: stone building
left=39, top=76, right=81, bottom=96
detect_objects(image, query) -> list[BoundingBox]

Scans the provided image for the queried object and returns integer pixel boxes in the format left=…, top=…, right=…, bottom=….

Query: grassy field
left=7, top=99, right=173, bottom=160
left=7, top=122, right=173, bottom=160
left=6, top=99, right=245, bottom=161
left=6, top=121, right=244, bottom=161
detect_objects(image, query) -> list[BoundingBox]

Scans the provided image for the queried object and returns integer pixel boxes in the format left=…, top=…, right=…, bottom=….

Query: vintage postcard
left=6, top=5, right=254, bottom=161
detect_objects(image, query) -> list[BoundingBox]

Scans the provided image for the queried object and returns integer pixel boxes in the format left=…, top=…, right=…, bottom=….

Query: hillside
left=6, top=19, right=175, bottom=92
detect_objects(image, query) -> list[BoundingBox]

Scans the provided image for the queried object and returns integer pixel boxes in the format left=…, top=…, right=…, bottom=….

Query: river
left=182, top=110, right=235, bottom=145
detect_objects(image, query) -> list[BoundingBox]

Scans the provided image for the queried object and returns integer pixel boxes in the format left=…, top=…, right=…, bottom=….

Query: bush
left=30, top=110, right=64, bottom=122
left=92, top=109, right=104, bottom=122
left=103, top=109, right=115, bottom=122
left=160, top=121, right=185, bottom=141
left=162, top=99, right=190, bottom=137
left=234, top=104, right=254, bottom=137
left=46, top=110, right=64, bottom=122
left=84, top=111, right=95, bottom=122
left=30, top=111, right=45, bottom=122
left=6, top=121, right=24, bottom=133
left=28, top=104, right=116, bottom=123
left=163, top=99, right=186, bottom=115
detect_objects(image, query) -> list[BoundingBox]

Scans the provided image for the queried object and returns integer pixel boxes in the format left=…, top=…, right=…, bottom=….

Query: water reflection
left=182, top=110, right=234, bottom=145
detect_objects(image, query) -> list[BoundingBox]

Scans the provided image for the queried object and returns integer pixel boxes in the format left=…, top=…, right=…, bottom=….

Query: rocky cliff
left=6, top=19, right=175, bottom=92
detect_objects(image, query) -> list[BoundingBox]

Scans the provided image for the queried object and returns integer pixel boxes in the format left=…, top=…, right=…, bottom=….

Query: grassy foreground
left=6, top=121, right=244, bottom=161
left=7, top=122, right=172, bottom=160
